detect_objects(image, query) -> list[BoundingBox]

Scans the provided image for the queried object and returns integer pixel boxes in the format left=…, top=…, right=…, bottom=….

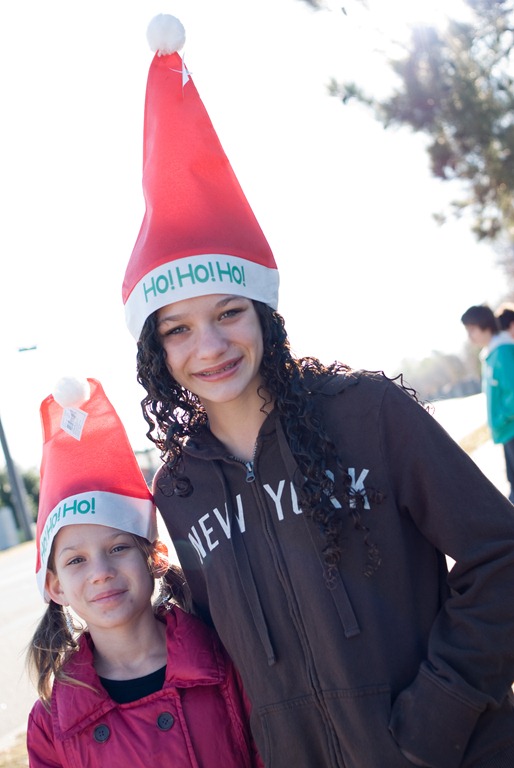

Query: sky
left=0, top=0, right=508, bottom=471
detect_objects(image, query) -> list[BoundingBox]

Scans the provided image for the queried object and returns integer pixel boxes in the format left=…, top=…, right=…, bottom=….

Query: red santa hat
left=122, top=14, right=279, bottom=341
left=35, top=377, right=156, bottom=600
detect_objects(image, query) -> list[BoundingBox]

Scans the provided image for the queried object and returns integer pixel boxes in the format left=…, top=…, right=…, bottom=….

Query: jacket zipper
left=249, top=473, right=345, bottom=766
left=227, top=442, right=257, bottom=483
left=228, top=456, right=256, bottom=483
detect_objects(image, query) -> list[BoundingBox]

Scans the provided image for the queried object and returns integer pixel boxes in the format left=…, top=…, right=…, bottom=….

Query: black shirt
left=99, top=665, right=166, bottom=704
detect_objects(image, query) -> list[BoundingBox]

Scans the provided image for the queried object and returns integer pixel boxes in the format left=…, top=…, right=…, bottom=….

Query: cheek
left=164, top=356, right=174, bottom=376
left=161, top=343, right=179, bottom=376
left=253, top=331, right=264, bottom=365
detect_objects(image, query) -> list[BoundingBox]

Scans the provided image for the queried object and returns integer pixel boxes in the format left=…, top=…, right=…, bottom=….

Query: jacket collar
left=52, top=608, right=225, bottom=738
left=482, top=329, right=514, bottom=360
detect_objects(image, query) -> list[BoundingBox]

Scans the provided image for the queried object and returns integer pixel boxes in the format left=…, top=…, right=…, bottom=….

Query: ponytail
left=26, top=600, right=80, bottom=708
left=154, top=562, right=193, bottom=613
left=132, top=534, right=193, bottom=613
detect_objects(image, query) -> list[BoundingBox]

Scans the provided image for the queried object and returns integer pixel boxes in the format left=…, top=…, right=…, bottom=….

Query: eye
left=66, top=556, right=85, bottom=567
left=161, top=324, right=188, bottom=338
left=111, top=544, right=131, bottom=554
left=220, top=307, right=243, bottom=321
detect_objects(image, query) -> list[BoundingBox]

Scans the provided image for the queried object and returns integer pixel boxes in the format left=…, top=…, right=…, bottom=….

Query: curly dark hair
left=137, top=301, right=381, bottom=584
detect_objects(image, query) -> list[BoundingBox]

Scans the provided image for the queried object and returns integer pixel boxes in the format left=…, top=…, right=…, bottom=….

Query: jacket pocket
left=257, top=687, right=414, bottom=768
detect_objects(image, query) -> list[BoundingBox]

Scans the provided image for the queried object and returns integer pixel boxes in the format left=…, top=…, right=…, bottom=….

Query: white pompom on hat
left=122, top=14, right=279, bottom=341
left=146, top=13, right=186, bottom=55
left=35, top=378, right=156, bottom=601
left=52, top=376, right=91, bottom=409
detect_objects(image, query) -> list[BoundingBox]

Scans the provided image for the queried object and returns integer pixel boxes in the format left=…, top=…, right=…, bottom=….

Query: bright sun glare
left=331, top=0, right=473, bottom=44
left=368, top=0, right=471, bottom=37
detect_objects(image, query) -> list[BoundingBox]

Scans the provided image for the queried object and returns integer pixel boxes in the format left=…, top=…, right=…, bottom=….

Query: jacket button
left=93, top=724, right=110, bottom=743
left=157, top=712, right=174, bottom=731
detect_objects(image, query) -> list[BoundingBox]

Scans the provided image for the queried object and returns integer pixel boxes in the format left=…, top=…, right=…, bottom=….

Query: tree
left=393, top=349, right=480, bottom=401
left=327, top=0, right=514, bottom=271
left=0, top=466, right=39, bottom=524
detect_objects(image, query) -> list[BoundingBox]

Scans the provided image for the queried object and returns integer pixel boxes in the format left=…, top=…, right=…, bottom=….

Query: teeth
left=201, top=362, right=234, bottom=376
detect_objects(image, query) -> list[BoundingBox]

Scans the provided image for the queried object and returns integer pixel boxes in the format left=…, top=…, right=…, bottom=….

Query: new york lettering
left=347, top=468, right=370, bottom=509
left=188, top=480, right=302, bottom=563
left=187, top=468, right=371, bottom=564
left=325, top=468, right=370, bottom=511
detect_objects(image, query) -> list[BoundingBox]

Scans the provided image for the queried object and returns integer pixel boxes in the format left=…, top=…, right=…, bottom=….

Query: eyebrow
left=56, top=532, right=128, bottom=557
left=157, top=295, right=242, bottom=327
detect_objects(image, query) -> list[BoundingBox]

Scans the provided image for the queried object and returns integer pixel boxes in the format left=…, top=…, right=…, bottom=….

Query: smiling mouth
left=197, top=360, right=239, bottom=377
left=91, top=590, right=125, bottom=603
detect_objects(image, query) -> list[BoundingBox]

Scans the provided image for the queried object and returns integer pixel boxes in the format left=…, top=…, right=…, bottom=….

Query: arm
left=379, top=381, right=514, bottom=768
left=27, top=703, right=63, bottom=768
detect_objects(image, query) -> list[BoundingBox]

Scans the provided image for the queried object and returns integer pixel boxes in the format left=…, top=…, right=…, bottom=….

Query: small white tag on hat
left=60, top=407, right=88, bottom=440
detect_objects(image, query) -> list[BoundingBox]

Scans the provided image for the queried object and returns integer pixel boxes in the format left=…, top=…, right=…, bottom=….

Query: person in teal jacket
left=461, top=304, right=514, bottom=502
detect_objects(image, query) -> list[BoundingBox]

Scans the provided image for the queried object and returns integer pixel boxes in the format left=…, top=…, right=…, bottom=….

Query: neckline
left=227, top=439, right=258, bottom=465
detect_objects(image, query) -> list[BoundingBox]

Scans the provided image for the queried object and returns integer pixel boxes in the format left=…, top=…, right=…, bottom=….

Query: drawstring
left=212, top=461, right=276, bottom=666
left=276, top=418, right=361, bottom=639
left=304, top=519, right=361, bottom=638
left=275, top=417, right=302, bottom=480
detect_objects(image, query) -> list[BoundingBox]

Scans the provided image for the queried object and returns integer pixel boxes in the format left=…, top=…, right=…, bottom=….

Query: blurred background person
left=461, top=304, right=514, bottom=502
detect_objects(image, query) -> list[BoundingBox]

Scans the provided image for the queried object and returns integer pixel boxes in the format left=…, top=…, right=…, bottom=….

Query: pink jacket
left=27, top=607, right=262, bottom=768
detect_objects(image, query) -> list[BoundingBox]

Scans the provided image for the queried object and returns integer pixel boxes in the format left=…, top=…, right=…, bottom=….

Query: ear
left=45, top=570, right=68, bottom=606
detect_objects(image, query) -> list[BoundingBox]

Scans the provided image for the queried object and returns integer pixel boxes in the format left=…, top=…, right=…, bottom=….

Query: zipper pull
left=245, top=461, right=255, bottom=483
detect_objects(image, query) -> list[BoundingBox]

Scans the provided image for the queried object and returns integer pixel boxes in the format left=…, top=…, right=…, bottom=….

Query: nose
left=197, top=322, right=229, bottom=360
left=88, top=554, right=115, bottom=583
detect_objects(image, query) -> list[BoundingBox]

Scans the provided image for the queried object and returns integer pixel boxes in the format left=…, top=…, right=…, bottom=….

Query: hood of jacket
left=481, top=329, right=514, bottom=360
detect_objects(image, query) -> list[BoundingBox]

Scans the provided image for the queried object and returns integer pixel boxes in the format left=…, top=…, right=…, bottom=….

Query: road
left=0, top=540, right=42, bottom=751
left=0, top=393, right=510, bottom=752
